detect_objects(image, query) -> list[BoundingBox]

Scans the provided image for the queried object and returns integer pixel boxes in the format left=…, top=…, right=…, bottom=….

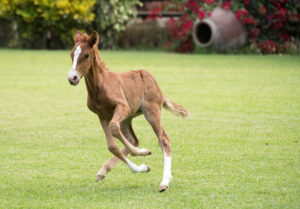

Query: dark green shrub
left=94, top=0, right=140, bottom=49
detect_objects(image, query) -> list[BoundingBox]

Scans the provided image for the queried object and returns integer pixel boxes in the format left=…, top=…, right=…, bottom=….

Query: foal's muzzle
left=68, top=74, right=80, bottom=86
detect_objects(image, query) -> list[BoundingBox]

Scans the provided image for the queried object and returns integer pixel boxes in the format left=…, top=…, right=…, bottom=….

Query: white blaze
left=68, top=45, right=82, bottom=79
left=160, top=150, right=172, bottom=186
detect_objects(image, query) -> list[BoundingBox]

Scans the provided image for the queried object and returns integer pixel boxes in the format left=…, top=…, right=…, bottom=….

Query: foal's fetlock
left=141, top=148, right=152, bottom=155
left=129, top=148, right=151, bottom=156
left=95, top=174, right=105, bottom=182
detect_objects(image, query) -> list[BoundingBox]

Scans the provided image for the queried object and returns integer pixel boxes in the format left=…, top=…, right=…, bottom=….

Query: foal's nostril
left=72, top=75, right=78, bottom=81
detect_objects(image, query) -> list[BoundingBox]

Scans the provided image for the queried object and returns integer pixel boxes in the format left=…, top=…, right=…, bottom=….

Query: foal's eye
left=84, top=54, right=89, bottom=59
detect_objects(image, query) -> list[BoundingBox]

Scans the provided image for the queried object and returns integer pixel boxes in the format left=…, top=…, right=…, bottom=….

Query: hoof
left=146, top=165, right=151, bottom=172
left=159, top=185, right=168, bottom=192
left=140, top=148, right=152, bottom=156
left=95, top=175, right=105, bottom=182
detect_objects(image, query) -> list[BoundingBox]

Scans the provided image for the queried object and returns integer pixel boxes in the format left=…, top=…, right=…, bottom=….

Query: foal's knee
left=108, top=121, right=120, bottom=136
left=108, top=144, right=118, bottom=154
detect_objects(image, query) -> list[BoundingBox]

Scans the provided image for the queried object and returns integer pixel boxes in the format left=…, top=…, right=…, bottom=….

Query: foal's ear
left=74, top=30, right=82, bottom=43
left=88, top=31, right=99, bottom=47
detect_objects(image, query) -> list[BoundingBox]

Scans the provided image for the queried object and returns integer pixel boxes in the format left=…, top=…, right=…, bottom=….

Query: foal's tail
left=163, top=97, right=190, bottom=118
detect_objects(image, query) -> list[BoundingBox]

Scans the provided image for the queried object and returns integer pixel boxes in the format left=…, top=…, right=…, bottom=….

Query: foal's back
left=107, top=69, right=164, bottom=114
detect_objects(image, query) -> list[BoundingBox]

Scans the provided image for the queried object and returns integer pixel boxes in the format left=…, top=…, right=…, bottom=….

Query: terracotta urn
left=192, top=7, right=247, bottom=51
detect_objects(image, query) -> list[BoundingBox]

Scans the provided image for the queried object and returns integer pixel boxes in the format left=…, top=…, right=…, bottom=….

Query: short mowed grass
left=0, top=49, right=299, bottom=208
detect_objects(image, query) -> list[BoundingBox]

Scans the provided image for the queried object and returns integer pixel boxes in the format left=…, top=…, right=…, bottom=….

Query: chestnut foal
left=67, top=31, right=189, bottom=192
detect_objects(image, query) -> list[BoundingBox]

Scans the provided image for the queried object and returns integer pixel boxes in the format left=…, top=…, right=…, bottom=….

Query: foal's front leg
left=96, top=120, right=140, bottom=181
left=99, top=119, right=128, bottom=163
left=96, top=147, right=129, bottom=181
left=99, top=119, right=148, bottom=175
left=109, top=105, right=151, bottom=172
left=109, top=105, right=151, bottom=157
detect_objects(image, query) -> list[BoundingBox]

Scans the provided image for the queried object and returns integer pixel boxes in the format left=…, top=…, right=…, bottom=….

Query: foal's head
left=68, top=30, right=99, bottom=85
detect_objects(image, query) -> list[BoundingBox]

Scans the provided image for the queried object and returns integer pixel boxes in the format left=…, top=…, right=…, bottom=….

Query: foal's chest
left=87, top=97, right=115, bottom=120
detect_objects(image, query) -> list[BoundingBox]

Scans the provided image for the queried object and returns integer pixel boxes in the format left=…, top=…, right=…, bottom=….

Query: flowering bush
left=0, top=0, right=95, bottom=48
left=164, top=0, right=300, bottom=53
left=146, top=7, right=163, bottom=20
left=0, top=0, right=139, bottom=49
left=165, top=14, right=194, bottom=52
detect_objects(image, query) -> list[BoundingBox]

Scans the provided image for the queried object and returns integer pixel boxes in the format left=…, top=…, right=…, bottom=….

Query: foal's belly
left=88, top=99, right=143, bottom=122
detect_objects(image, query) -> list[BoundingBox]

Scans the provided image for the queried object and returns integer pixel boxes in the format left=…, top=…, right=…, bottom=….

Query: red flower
left=275, top=2, right=282, bottom=10
left=269, top=40, right=274, bottom=46
left=250, top=28, right=260, bottom=38
left=245, top=17, right=258, bottom=25
left=182, top=20, right=193, bottom=29
left=279, top=7, right=288, bottom=18
left=206, top=0, right=215, bottom=5
left=244, top=0, right=249, bottom=5
left=146, top=8, right=162, bottom=20
left=259, top=5, right=267, bottom=15
left=197, top=11, right=206, bottom=19
left=259, top=40, right=276, bottom=53
left=272, top=21, right=283, bottom=30
left=235, top=9, right=249, bottom=23
left=187, top=0, right=200, bottom=13
left=279, top=32, right=290, bottom=41
left=180, top=14, right=188, bottom=22
left=221, top=1, right=231, bottom=10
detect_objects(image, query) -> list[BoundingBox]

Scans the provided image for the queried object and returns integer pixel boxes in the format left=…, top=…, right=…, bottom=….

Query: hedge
left=0, top=0, right=139, bottom=49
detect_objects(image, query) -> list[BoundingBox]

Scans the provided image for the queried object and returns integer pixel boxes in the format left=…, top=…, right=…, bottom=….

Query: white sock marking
left=160, top=150, right=172, bottom=186
left=126, top=158, right=148, bottom=173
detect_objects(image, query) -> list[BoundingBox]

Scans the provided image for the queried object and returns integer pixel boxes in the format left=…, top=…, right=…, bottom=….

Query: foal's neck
left=84, top=51, right=106, bottom=99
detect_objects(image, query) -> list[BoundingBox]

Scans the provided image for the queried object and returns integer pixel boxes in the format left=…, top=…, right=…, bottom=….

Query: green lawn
left=0, top=49, right=299, bottom=208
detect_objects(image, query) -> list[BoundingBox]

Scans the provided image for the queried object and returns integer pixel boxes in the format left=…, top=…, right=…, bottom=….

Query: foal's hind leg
left=143, top=103, right=172, bottom=192
left=120, top=119, right=140, bottom=147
